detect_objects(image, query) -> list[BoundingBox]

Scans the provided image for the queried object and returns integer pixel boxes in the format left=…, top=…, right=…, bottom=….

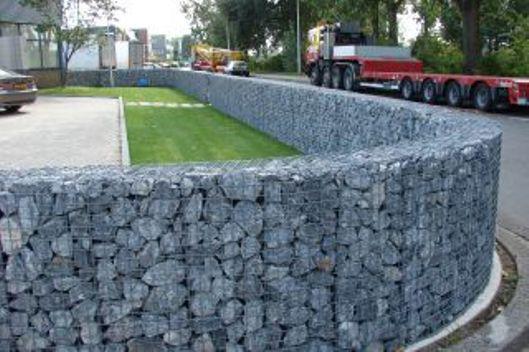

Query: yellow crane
left=191, top=44, right=245, bottom=72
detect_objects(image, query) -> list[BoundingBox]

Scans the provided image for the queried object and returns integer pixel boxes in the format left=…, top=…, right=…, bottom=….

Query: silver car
left=224, top=61, right=250, bottom=77
left=0, top=67, right=37, bottom=112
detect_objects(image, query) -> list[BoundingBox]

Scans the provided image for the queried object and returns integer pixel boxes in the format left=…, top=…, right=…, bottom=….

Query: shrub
left=248, top=54, right=286, bottom=73
left=411, top=34, right=464, bottom=74
left=478, top=38, right=529, bottom=77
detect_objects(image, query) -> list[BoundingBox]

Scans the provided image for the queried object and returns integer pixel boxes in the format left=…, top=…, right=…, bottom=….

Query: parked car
left=224, top=61, right=250, bottom=76
left=0, top=67, right=37, bottom=112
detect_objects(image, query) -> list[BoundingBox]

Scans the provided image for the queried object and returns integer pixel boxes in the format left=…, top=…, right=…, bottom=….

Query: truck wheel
left=421, top=79, right=437, bottom=104
left=400, top=79, right=414, bottom=100
left=322, top=65, right=332, bottom=88
left=445, top=81, right=463, bottom=107
left=331, top=65, right=343, bottom=89
left=343, top=65, right=360, bottom=91
left=5, top=106, right=21, bottom=113
left=473, top=83, right=493, bottom=111
left=310, top=65, right=322, bottom=86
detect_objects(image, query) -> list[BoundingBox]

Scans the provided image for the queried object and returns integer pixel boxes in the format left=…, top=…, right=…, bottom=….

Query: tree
left=21, top=0, right=119, bottom=85
left=411, top=0, right=442, bottom=36
left=385, top=0, right=406, bottom=44
left=453, top=0, right=481, bottom=73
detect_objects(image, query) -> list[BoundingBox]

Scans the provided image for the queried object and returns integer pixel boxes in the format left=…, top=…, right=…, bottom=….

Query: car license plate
left=13, top=83, right=27, bottom=90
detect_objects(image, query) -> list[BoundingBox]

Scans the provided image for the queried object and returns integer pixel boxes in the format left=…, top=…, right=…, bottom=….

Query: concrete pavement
left=0, top=96, right=122, bottom=169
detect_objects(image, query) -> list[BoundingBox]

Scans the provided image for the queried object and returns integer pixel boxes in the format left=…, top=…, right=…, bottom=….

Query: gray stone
left=263, top=228, right=293, bottom=248
left=19, top=197, right=39, bottom=235
left=0, top=191, right=16, bottom=215
left=338, top=322, right=360, bottom=349
left=72, top=300, right=98, bottom=323
left=0, top=216, right=25, bottom=255
left=138, top=241, right=160, bottom=268
left=10, top=312, right=28, bottom=336
left=164, top=329, right=191, bottom=346
left=142, top=260, right=186, bottom=286
left=192, top=333, right=215, bottom=352
left=16, top=329, right=50, bottom=351
left=123, top=278, right=149, bottom=304
left=241, top=237, right=260, bottom=259
left=30, top=311, right=52, bottom=334
left=144, top=284, right=188, bottom=313
left=284, top=325, right=308, bottom=346
left=96, top=260, right=117, bottom=281
left=127, top=337, right=167, bottom=352
left=93, top=243, right=117, bottom=258
left=220, top=172, right=261, bottom=201
left=191, top=293, right=219, bottom=317
left=149, top=199, right=180, bottom=219
left=220, top=222, right=244, bottom=244
left=50, top=310, right=73, bottom=328
left=184, top=193, right=203, bottom=223
left=100, top=301, right=133, bottom=325
left=142, top=314, right=169, bottom=337
left=233, top=201, right=263, bottom=236
left=243, top=300, right=263, bottom=333
left=132, top=218, right=165, bottom=241
left=80, top=322, right=102, bottom=345
left=116, top=229, right=145, bottom=251
left=220, top=299, right=243, bottom=325
left=51, top=233, right=73, bottom=257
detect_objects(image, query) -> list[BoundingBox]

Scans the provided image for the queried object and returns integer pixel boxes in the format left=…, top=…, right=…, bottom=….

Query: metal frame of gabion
left=0, top=70, right=501, bottom=351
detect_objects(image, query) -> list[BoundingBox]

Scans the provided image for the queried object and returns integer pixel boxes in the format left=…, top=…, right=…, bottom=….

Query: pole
left=296, top=0, right=301, bottom=75
left=107, top=21, right=114, bottom=87
left=226, top=20, right=231, bottom=50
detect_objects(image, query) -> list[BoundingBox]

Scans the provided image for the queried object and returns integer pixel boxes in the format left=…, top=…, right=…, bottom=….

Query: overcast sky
left=113, top=0, right=421, bottom=43
left=114, top=0, right=191, bottom=38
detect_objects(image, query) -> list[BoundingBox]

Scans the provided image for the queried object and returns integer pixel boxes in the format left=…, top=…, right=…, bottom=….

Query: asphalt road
left=255, top=73, right=529, bottom=238
left=0, top=96, right=122, bottom=169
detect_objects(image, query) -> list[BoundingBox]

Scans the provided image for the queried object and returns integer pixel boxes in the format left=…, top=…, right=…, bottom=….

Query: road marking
left=126, top=102, right=207, bottom=108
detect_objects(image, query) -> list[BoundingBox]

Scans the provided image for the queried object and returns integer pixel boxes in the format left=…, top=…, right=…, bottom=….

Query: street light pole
left=107, top=21, right=114, bottom=87
left=296, top=0, right=301, bottom=75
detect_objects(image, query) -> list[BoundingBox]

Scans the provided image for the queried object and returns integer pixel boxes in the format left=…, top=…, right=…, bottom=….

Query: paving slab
left=0, top=96, right=121, bottom=169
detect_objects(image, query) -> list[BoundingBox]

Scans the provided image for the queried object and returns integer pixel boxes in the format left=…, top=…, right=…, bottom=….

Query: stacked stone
left=0, top=69, right=501, bottom=351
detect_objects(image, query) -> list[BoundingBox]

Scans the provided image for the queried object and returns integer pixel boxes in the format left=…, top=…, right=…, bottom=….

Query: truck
left=191, top=44, right=247, bottom=74
left=305, top=22, right=529, bottom=111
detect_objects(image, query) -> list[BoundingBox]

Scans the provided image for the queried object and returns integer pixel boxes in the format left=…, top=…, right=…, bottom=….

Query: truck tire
left=473, top=83, right=493, bottom=111
left=331, top=65, right=343, bottom=89
left=310, top=65, right=322, bottom=86
left=5, top=106, right=21, bottom=113
left=400, top=78, right=414, bottom=100
left=322, top=65, right=332, bottom=88
left=421, top=79, right=437, bottom=104
left=445, top=81, right=463, bottom=107
left=343, top=64, right=360, bottom=92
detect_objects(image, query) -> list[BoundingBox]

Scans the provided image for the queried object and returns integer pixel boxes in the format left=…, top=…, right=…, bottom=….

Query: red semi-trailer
left=305, top=22, right=529, bottom=111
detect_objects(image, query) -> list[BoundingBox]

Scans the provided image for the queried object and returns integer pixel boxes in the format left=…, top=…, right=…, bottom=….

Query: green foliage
left=248, top=55, right=285, bottom=73
left=412, top=35, right=464, bottom=74
left=478, top=32, right=529, bottom=77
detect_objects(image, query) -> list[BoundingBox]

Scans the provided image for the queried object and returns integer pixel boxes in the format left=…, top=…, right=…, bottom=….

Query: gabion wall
left=0, top=70, right=502, bottom=351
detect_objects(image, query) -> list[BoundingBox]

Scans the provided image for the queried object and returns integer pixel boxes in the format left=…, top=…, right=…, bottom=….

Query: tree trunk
left=371, top=0, right=380, bottom=43
left=456, top=0, right=481, bottom=74
left=387, top=1, right=400, bottom=45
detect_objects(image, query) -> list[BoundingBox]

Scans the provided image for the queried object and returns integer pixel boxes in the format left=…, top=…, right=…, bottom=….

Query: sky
left=114, top=0, right=191, bottom=38
left=113, top=0, right=421, bottom=43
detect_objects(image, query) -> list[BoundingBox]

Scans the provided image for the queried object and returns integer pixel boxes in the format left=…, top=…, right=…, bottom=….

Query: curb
left=118, top=96, right=131, bottom=166
left=451, top=227, right=529, bottom=351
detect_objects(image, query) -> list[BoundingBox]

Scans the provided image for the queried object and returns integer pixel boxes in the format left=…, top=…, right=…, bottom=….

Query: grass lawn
left=41, top=87, right=299, bottom=164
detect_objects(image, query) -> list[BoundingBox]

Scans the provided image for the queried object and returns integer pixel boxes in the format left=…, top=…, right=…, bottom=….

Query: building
left=132, top=28, right=149, bottom=61
left=151, top=34, right=167, bottom=60
left=0, top=0, right=60, bottom=71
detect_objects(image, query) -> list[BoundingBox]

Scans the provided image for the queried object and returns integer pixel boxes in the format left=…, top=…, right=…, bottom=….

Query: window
left=0, top=23, right=19, bottom=37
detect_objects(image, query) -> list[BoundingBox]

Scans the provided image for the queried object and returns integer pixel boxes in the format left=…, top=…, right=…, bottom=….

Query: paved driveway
left=0, top=96, right=121, bottom=169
